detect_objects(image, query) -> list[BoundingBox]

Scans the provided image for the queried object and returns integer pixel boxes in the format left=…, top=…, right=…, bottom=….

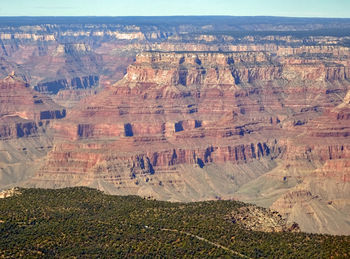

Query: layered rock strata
left=27, top=50, right=350, bottom=234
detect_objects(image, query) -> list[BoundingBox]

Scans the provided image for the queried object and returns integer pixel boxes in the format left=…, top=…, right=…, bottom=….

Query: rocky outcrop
left=124, top=51, right=281, bottom=86
left=0, top=187, right=21, bottom=198
left=35, top=75, right=99, bottom=95
left=0, top=119, right=38, bottom=139
left=0, top=74, right=65, bottom=121
left=226, top=206, right=300, bottom=232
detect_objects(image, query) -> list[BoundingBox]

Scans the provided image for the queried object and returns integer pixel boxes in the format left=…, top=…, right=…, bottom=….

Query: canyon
left=0, top=16, right=349, bottom=235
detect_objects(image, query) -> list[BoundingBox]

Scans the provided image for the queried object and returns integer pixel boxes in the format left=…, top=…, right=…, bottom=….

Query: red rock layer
left=0, top=74, right=66, bottom=139
left=35, top=51, right=347, bottom=177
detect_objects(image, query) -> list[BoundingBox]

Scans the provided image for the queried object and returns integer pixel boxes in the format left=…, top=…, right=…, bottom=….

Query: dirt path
left=145, top=226, right=252, bottom=258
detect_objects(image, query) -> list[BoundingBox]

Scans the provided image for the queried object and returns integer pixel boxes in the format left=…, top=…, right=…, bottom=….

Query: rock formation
left=21, top=48, right=350, bottom=234
left=225, top=206, right=300, bottom=232
left=0, top=187, right=21, bottom=198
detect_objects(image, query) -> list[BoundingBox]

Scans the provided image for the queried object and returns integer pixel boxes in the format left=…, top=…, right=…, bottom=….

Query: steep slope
left=0, top=73, right=66, bottom=189
left=269, top=93, right=350, bottom=234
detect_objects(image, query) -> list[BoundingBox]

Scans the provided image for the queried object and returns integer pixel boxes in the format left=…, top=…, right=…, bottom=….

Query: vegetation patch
left=0, top=187, right=349, bottom=258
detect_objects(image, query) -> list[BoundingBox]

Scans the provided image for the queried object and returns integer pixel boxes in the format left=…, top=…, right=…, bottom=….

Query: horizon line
left=0, top=15, right=349, bottom=19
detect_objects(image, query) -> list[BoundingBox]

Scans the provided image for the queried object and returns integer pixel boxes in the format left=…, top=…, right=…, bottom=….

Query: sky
left=0, top=0, right=349, bottom=18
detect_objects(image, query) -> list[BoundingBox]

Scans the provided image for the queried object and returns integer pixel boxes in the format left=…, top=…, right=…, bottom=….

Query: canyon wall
left=23, top=49, right=350, bottom=234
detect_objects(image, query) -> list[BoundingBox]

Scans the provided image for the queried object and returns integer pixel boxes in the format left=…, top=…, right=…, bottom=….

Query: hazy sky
left=1, top=0, right=349, bottom=18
